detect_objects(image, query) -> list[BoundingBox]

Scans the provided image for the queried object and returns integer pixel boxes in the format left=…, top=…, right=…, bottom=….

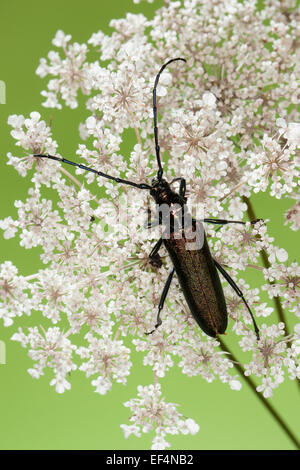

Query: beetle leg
left=149, top=237, right=163, bottom=259
left=144, top=205, right=163, bottom=229
left=144, top=214, right=162, bottom=229
left=144, top=219, right=160, bottom=229
left=148, top=237, right=163, bottom=269
left=180, top=180, right=186, bottom=198
left=214, top=260, right=260, bottom=340
left=170, top=177, right=187, bottom=198
left=145, top=268, right=175, bottom=335
left=202, top=218, right=263, bottom=225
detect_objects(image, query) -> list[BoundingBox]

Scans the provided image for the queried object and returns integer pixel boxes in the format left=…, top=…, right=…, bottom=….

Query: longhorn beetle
left=34, top=58, right=260, bottom=340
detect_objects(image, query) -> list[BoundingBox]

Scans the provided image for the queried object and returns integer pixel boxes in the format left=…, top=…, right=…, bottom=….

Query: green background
left=0, top=0, right=299, bottom=450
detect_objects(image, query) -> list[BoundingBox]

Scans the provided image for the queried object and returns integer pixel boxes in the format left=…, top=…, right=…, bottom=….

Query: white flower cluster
left=11, top=326, right=77, bottom=393
left=77, top=333, right=132, bottom=394
left=240, top=323, right=299, bottom=397
left=1, top=0, right=300, bottom=449
left=120, top=384, right=199, bottom=449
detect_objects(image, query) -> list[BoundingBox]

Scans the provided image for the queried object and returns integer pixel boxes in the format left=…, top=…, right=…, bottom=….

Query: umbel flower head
left=1, top=0, right=300, bottom=449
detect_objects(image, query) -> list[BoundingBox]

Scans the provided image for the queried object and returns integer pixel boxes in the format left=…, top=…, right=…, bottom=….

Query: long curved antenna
left=34, top=154, right=151, bottom=190
left=153, top=58, right=186, bottom=181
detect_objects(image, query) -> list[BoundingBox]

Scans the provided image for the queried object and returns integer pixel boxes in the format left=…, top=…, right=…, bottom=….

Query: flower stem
left=60, top=166, right=83, bottom=189
left=242, top=196, right=288, bottom=333
left=59, top=166, right=102, bottom=209
left=243, top=196, right=300, bottom=392
left=22, top=273, right=39, bottom=281
left=218, top=337, right=300, bottom=449
left=125, top=102, right=143, bottom=150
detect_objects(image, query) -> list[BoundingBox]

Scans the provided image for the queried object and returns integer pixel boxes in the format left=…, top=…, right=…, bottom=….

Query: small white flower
left=156, top=71, right=172, bottom=97
left=256, top=378, right=277, bottom=398
left=285, top=123, right=300, bottom=148
left=120, top=424, right=141, bottom=439
left=268, top=247, right=288, bottom=264
left=202, top=91, right=216, bottom=108
left=229, top=379, right=242, bottom=391
left=52, top=30, right=72, bottom=48
left=228, top=197, right=247, bottom=219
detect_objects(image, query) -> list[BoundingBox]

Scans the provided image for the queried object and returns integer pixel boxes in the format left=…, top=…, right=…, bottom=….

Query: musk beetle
left=34, top=58, right=260, bottom=340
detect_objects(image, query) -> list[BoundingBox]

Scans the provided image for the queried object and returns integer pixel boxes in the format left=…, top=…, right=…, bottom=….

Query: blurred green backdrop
left=0, top=0, right=299, bottom=450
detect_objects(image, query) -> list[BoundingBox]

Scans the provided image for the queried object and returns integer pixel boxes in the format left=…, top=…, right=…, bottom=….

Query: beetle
left=34, top=58, right=260, bottom=340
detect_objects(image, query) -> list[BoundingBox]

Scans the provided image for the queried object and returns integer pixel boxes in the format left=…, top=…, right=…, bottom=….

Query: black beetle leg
left=202, top=218, right=263, bottom=226
left=214, top=260, right=260, bottom=340
left=148, top=237, right=163, bottom=269
left=145, top=268, right=175, bottom=335
left=149, top=237, right=163, bottom=259
left=170, top=177, right=186, bottom=198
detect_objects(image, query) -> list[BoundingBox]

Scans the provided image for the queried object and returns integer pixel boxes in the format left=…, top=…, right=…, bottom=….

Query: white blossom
left=11, top=326, right=77, bottom=393
left=0, top=261, right=33, bottom=326
left=77, top=333, right=132, bottom=394
left=121, top=384, right=199, bottom=449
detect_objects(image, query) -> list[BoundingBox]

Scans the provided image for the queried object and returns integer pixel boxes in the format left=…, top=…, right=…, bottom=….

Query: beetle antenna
left=153, top=57, right=186, bottom=181
left=33, top=154, right=151, bottom=190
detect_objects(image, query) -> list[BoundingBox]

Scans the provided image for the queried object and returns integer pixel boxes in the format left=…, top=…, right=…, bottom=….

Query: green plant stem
left=218, top=337, right=300, bottom=449
left=242, top=196, right=300, bottom=392
left=242, top=196, right=288, bottom=334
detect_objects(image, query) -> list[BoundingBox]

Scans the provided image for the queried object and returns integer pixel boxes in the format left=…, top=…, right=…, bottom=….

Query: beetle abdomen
left=163, top=222, right=228, bottom=337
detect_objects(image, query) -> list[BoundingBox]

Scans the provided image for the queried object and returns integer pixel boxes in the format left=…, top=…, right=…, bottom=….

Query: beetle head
left=150, top=178, right=171, bottom=203
left=151, top=177, right=168, bottom=187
